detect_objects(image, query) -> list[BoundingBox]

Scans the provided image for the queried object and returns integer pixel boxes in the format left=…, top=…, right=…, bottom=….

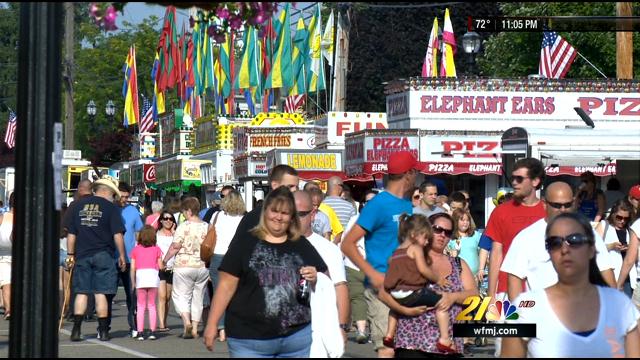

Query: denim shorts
left=59, top=249, right=67, bottom=268
left=227, top=324, right=311, bottom=358
left=73, top=251, right=118, bottom=295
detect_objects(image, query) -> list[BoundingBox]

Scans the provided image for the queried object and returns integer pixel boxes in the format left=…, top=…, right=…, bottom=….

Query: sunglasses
left=432, top=225, right=453, bottom=238
left=220, top=193, right=225, bottom=199
left=510, top=175, right=529, bottom=184
left=161, top=217, right=174, bottom=221
left=297, top=210, right=313, bottom=218
left=413, top=195, right=421, bottom=200
left=546, top=201, right=573, bottom=210
left=545, top=233, right=593, bottom=251
left=615, top=215, right=630, bottom=222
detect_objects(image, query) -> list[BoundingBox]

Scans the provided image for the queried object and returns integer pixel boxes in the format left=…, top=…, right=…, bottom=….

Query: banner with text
left=388, top=90, right=640, bottom=121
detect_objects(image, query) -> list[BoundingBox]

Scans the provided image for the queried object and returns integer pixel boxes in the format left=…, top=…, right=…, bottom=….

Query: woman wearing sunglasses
left=378, top=212, right=478, bottom=357
left=155, top=211, right=176, bottom=332
left=595, top=199, right=636, bottom=297
left=502, top=212, right=640, bottom=357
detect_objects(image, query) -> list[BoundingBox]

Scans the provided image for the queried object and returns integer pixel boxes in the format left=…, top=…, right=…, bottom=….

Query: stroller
left=473, top=268, right=489, bottom=347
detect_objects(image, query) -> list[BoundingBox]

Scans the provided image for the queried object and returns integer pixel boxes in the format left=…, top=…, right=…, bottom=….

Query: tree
left=346, top=2, right=501, bottom=112
left=477, top=2, right=640, bottom=79
left=74, top=15, right=170, bottom=163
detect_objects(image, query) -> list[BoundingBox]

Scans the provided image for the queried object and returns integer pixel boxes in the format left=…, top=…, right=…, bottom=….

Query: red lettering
left=497, top=97, right=508, bottom=114
left=620, top=98, right=640, bottom=116
left=544, top=97, right=555, bottom=114
left=421, top=96, right=432, bottom=112
left=452, top=96, right=463, bottom=113
left=374, top=138, right=382, bottom=149
left=603, top=97, right=618, bottom=115
left=577, top=97, right=603, bottom=115
left=336, top=122, right=351, bottom=136
left=522, top=97, right=534, bottom=114
left=442, top=141, right=463, bottom=155
left=534, top=97, right=545, bottom=114
left=512, top=97, right=522, bottom=114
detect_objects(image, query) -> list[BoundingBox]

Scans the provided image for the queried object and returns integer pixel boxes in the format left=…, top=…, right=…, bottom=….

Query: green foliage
left=478, top=2, right=640, bottom=79
left=75, top=15, right=163, bottom=162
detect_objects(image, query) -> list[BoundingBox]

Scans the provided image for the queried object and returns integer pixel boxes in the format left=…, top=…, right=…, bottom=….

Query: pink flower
left=216, top=7, right=230, bottom=20
left=103, top=5, right=118, bottom=31
left=207, top=25, right=218, bottom=38
left=229, top=16, right=242, bottom=30
left=89, top=2, right=101, bottom=18
left=253, top=11, right=266, bottom=25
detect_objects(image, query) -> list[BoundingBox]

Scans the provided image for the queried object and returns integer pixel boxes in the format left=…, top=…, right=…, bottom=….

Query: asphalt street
left=0, top=288, right=496, bottom=358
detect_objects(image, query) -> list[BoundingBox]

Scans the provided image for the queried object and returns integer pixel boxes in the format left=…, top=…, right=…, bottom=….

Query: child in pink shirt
left=131, top=225, right=164, bottom=340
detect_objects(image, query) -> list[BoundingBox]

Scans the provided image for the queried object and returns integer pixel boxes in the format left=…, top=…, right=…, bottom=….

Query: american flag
left=139, top=96, right=154, bottom=133
left=284, top=94, right=306, bottom=113
left=539, top=30, right=577, bottom=79
left=4, top=111, right=16, bottom=149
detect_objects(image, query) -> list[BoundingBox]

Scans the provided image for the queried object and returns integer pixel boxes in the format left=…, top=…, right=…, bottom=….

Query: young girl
left=130, top=225, right=164, bottom=340
left=383, top=213, right=456, bottom=353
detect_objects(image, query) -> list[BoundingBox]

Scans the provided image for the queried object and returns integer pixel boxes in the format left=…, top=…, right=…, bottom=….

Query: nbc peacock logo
left=485, top=299, right=519, bottom=321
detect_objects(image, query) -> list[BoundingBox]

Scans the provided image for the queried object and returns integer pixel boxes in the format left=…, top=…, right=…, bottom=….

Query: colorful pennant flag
left=322, top=10, right=335, bottom=68
left=440, top=8, right=457, bottom=77
left=265, top=3, right=293, bottom=89
left=290, top=17, right=309, bottom=96
left=123, top=45, right=139, bottom=127
left=307, top=4, right=325, bottom=93
left=422, top=18, right=439, bottom=77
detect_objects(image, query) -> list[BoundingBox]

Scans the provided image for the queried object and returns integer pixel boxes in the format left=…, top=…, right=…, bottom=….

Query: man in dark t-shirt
left=66, top=176, right=126, bottom=342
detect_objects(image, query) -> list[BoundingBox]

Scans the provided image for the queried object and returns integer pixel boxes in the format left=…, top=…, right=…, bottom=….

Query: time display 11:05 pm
left=469, top=17, right=545, bottom=32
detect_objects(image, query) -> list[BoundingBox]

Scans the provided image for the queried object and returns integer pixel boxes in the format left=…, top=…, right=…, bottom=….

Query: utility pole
left=11, top=3, right=62, bottom=357
left=616, top=2, right=633, bottom=79
left=64, top=2, right=75, bottom=149
left=332, top=6, right=350, bottom=111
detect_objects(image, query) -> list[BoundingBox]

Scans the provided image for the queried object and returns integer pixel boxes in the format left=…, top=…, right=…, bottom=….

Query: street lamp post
left=105, top=100, right=115, bottom=122
left=462, top=31, right=482, bottom=76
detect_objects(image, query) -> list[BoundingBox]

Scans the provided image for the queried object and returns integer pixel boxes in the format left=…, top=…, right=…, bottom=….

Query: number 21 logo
left=455, top=296, right=524, bottom=321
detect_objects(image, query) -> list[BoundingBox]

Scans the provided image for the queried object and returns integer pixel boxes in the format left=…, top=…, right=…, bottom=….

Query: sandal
left=157, top=327, right=170, bottom=332
left=183, top=325, right=193, bottom=339
left=382, top=336, right=395, bottom=348
left=436, top=340, right=459, bottom=354
left=3, top=312, right=10, bottom=321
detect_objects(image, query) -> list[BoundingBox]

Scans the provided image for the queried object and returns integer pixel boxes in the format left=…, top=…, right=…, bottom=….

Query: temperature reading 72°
left=475, top=18, right=491, bottom=30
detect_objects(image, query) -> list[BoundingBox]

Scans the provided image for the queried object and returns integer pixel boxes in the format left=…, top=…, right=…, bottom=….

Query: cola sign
left=143, top=164, right=156, bottom=183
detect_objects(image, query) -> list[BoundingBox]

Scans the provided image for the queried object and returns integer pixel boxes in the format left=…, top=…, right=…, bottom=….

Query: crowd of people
left=0, top=151, right=637, bottom=358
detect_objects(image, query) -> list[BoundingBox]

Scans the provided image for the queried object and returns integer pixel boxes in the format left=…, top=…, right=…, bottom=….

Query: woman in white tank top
left=0, top=193, right=14, bottom=320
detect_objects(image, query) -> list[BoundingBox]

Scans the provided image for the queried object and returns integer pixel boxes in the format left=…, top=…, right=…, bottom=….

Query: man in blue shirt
left=109, top=181, right=143, bottom=337
left=342, top=151, right=420, bottom=358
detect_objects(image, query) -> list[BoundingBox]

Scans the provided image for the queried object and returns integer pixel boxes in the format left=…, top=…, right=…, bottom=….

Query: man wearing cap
left=616, top=184, right=640, bottom=297
left=65, top=176, right=126, bottom=342
left=342, top=150, right=419, bottom=358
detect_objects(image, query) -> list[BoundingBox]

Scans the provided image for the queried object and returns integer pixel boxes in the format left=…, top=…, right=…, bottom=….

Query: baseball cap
left=388, top=151, right=421, bottom=175
left=629, top=184, right=640, bottom=200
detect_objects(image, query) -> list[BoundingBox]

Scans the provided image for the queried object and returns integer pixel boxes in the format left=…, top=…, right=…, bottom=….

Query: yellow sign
left=181, top=161, right=201, bottom=180
left=251, top=112, right=306, bottom=126
left=250, top=135, right=291, bottom=148
left=286, top=153, right=338, bottom=171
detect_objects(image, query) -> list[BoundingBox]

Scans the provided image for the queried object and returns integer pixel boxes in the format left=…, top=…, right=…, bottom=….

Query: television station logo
left=455, top=296, right=535, bottom=322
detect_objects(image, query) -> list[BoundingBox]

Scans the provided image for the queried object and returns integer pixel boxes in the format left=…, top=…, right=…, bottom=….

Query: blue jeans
left=227, top=324, right=311, bottom=358
left=106, top=262, right=136, bottom=331
left=209, top=254, right=225, bottom=329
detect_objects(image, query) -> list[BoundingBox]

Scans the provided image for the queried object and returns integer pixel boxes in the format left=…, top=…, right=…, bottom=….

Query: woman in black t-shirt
left=203, top=186, right=327, bottom=357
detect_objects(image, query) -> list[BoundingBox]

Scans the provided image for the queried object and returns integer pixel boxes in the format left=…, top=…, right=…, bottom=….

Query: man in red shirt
left=487, top=158, right=546, bottom=302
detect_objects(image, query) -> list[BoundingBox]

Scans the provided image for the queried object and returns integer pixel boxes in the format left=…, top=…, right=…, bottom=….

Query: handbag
left=200, top=212, right=220, bottom=263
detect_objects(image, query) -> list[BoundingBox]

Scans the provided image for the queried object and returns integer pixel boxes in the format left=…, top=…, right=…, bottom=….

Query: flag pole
left=576, top=52, right=608, bottom=78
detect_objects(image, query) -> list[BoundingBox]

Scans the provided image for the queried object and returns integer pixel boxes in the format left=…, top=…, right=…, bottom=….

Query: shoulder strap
left=212, top=211, right=221, bottom=226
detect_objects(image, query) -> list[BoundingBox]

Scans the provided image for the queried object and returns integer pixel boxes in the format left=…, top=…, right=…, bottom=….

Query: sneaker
left=355, top=330, right=368, bottom=344
left=147, top=332, right=156, bottom=340
left=70, top=327, right=83, bottom=342
left=130, top=330, right=138, bottom=338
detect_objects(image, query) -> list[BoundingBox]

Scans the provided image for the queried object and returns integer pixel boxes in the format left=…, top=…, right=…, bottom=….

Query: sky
left=116, top=2, right=317, bottom=31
